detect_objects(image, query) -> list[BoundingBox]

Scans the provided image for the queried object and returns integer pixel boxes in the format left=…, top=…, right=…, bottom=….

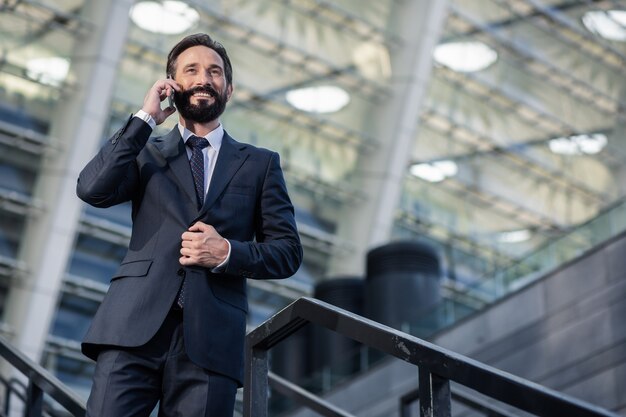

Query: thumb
left=189, top=221, right=209, bottom=232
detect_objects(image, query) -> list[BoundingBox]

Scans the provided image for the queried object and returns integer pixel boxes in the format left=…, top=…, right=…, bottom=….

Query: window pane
left=51, top=293, right=99, bottom=341
left=84, top=202, right=132, bottom=229
left=0, top=211, right=24, bottom=259
left=67, top=234, right=126, bottom=285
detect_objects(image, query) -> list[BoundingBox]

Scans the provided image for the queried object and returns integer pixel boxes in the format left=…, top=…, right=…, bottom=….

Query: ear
left=226, top=83, right=234, bottom=101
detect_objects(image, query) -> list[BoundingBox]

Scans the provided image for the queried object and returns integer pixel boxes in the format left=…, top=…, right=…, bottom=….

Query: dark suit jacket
left=76, top=116, right=302, bottom=385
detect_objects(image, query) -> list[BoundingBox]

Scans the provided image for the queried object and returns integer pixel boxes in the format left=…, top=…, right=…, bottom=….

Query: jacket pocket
left=111, top=259, right=153, bottom=281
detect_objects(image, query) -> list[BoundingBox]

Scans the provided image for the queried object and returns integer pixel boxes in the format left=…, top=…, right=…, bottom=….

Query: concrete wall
left=286, top=231, right=626, bottom=416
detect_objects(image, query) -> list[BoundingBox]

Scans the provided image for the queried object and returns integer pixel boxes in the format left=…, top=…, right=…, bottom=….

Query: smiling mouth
left=192, top=92, right=214, bottom=99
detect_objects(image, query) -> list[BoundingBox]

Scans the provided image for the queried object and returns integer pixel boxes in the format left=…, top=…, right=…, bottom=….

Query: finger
left=164, top=78, right=181, bottom=92
left=181, top=231, right=198, bottom=241
left=181, top=241, right=201, bottom=250
left=189, top=222, right=210, bottom=233
left=180, top=247, right=195, bottom=257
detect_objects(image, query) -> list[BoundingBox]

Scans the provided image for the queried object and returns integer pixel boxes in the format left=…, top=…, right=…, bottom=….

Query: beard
left=174, top=84, right=228, bottom=123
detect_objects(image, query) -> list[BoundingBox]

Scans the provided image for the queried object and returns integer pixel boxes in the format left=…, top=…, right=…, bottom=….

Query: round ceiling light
left=286, top=86, right=350, bottom=113
left=409, top=160, right=458, bottom=183
left=130, top=1, right=199, bottom=35
left=548, top=133, right=608, bottom=155
left=582, top=10, right=626, bottom=41
left=498, top=229, right=531, bottom=243
left=433, top=41, right=498, bottom=72
left=26, top=57, right=70, bottom=87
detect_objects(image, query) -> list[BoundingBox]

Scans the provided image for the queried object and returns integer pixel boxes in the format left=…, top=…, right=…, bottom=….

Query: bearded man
left=77, top=33, right=302, bottom=417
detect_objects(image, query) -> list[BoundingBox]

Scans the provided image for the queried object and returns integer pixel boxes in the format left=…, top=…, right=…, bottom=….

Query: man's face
left=172, top=45, right=233, bottom=123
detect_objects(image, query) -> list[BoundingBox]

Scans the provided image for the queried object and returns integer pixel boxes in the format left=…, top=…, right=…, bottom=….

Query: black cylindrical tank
left=311, top=277, right=364, bottom=378
left=365, top=241, right=441, bottom=332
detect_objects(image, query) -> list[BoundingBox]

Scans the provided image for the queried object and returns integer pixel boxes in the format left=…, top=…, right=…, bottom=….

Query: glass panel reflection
left=84, top=202, right=132, bottom=229
left=0, top=144, right=39, bottom=197
left=68, top=234, right=126, bottom=285
left=51, top=293, right=99, bottom=341
left=42, top=352, right=94, bottom=401
left=0, top=211, right=25, bottom=259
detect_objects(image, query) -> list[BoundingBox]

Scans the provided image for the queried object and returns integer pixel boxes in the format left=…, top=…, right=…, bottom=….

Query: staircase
left=0, top=294, right=622, bottom=417
left=0, top=335, right=85, bottom=416
left=244, top=297, right=621, bottom=417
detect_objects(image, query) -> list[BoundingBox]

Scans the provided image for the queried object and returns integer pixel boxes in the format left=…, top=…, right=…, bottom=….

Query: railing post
left=243, top=342, right=269, bottom=417
left=419, top=367, right=451, bottom=417
left=25, top=382, right=43, bottom=417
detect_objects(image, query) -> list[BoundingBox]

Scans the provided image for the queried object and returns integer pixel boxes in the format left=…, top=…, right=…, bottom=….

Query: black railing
left=244, top=297, right=621, bottom=417
left=268, top=372, right=354, bottom=417
left=401, top=386, right=519, bottom=417
left=0, top=335, right=85, bottom=417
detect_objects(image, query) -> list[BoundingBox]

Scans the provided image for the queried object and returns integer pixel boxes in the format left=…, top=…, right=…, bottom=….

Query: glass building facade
left=0, top=0, right=625, bottom=402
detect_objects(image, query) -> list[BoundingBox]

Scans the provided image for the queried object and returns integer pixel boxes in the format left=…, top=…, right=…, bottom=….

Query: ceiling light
left=548, top=133, right=608, bottom=155
left=409, top=160, right=458, bottom=183
left=286, top=86, right=350, bottom=113
left=498, top=229, right=531, bottom=243
left=433, top=41, right=498, bottom=72
left=26, top=57, right=70, bottom=87
left=130, top=1, right=199, bottom=35
left=582, top=10, right=626, bottom=42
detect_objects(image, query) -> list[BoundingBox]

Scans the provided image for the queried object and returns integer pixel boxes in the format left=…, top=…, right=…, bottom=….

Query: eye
left=210, top=68, right=223, bottom=77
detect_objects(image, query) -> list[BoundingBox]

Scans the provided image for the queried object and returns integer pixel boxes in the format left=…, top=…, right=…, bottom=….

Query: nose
left=195, top=72, right=212, bottom=87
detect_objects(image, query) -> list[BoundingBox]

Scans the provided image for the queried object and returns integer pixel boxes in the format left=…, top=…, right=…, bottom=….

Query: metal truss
left=275, top=0, right=402, bottom=47
left=447, top=5, right=625, bottom=116
left=419, top=107, right=612, bottom=206
left=493, top=0, right=626, bottom=74
left=187, top=0, right=390, bottom=101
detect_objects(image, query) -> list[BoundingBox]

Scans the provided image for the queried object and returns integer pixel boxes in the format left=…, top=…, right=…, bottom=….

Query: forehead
left=176, top=45, right=224, bottom=69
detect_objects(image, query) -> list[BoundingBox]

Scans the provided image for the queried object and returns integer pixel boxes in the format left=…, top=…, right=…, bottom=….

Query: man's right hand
left=141, top=79, right=180, bottom=125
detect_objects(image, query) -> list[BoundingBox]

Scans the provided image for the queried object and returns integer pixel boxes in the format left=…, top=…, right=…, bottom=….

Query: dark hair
left=166, top=33, right=233, bottom=85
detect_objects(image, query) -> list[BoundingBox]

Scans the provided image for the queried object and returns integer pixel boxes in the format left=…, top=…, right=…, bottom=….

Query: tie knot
left=187, top=135, right=210, bottom=150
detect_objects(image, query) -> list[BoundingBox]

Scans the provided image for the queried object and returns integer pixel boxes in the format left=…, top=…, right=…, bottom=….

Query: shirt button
left=177, top=268, right=185, bottom=277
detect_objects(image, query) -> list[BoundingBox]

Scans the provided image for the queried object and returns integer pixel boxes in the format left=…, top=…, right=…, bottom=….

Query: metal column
left=328, top=0, right=450, bottom=276
left=3, top=0, right=134, bottom=362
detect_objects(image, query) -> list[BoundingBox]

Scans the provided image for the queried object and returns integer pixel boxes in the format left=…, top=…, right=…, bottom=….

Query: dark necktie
left=177, top=135, right=210, bottom=308
left=186, top=135, right=210, bottom=210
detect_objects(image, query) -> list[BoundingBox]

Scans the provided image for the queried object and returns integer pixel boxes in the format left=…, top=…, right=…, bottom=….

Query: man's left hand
left=180, top=222, right=229, bottom=268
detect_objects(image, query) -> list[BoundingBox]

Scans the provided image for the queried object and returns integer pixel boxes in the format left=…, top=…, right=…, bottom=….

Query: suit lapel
left=155, top=128, right=197, bottom=206
left=199, top=132, right=249, bottom=216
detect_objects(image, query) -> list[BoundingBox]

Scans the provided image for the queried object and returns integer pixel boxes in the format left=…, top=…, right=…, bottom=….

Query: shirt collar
left=178, top=123, right=224, bottom=152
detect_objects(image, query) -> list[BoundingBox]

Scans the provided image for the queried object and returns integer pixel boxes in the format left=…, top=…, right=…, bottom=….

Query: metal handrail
left=268, top=372, right=355, bottom=417
left=401, top=386, right=519, bottom=417
left=244, top=297, right=621, bottom=417
left=0, top=335, right=86, bottom=416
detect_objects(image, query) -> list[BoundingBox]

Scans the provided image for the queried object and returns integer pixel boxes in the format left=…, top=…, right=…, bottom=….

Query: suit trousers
left=85, top=307, right=238, bottom=417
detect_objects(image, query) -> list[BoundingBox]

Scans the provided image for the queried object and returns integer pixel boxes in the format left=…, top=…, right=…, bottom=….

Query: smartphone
left=167, top=75, right=176, bottom=109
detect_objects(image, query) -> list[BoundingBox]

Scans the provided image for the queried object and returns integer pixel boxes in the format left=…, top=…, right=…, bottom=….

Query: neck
left=179, top=117, right=220, bottom=137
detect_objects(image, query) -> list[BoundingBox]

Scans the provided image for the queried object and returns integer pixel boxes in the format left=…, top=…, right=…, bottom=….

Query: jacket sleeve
left=225, top=152, right=303, bottom=280
left=76, top=116, right=152, bottom=208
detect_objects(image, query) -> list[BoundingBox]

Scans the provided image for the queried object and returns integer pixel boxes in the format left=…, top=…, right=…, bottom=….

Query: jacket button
left=177, top=268, right=185, bottom=277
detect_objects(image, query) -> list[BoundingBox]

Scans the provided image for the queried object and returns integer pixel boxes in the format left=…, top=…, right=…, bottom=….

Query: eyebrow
left=182, top=63, right=223, bottom=71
